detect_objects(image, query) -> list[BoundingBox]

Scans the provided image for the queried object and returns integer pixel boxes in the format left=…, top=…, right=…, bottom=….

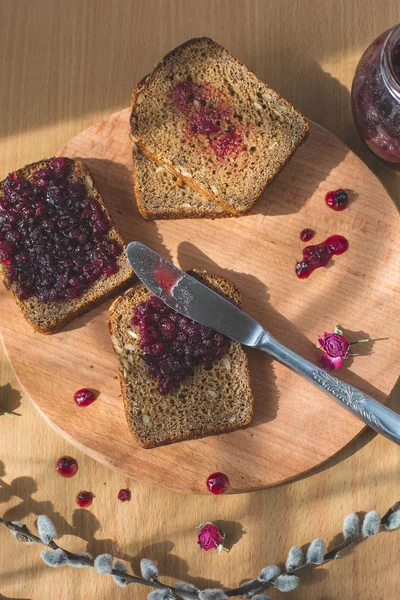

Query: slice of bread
left=132, top=148, right=232, bottom=220
left=0, top=157, right=134, bottom=333
left=130, top=37, right=309, bottom=215
left=109, top=270, right=254, bottom=448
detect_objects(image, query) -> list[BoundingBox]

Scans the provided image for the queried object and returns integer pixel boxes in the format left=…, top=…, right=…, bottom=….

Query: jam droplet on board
left=56, top=456, right=78, bottom=478
left=206, top=472, right=230, bottom=495
left=76, top=491, right=93, bottom=508
left=74, top=388, right=95, bottom=407
left=300, top=228, right=315, bottom=242
left=295, top=235, right=349, bottom=279
left=117, top=488, right=131, bottom=502
left=325, top=189, right=348, bottom=211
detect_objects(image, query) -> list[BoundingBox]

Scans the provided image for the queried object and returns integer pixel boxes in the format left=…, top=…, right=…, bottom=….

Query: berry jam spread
left=351, top=29, right=400, bottom=164
left=0, top=158, right=122, bottom=302
left=56, top=456, right=78, bottom=478
left=206, top=472, right=230, bottom=495
left=296, top=235, right=349, bottom=279
left=300, top=228, right=315, bottom=242
left=76, top=491, right=93, bottom=508
left=117, top=488, right=131, bottom=502
left=170, top=78, right=246, bottom=161
left=132, top=295, right=229, bottom=395
left=325, top=189, right=348, bottom=211
left=74, top=388, right=95, bottom=407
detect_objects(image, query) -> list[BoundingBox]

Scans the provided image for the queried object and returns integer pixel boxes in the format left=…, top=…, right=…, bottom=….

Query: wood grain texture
left=1, top=108, right=399, bottom=494
left=0, top=0, right=400, bottom=598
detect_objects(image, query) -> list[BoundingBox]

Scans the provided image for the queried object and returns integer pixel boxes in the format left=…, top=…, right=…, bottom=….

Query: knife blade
left=126, top=241, right=264, bottom=346
left=126, top=241, right=400, bottom=445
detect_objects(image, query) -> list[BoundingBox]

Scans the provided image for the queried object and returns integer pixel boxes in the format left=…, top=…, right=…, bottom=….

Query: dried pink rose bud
left=317, top=329, right=350, bottom=370
left=197, top=522, right=226, bottom=552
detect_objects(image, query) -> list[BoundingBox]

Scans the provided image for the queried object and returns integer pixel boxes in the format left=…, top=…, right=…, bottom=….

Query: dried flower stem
left=1, top=501, right=399, bottom=599
left=225, top=501, right=400, bottom=598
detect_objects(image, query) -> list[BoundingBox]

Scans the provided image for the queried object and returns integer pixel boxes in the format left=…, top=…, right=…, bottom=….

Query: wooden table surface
left=0, top=1, right=399, bottom=599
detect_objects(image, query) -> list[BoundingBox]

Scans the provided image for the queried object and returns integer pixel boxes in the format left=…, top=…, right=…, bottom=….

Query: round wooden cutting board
left=1, top=108, right=399, bottom=494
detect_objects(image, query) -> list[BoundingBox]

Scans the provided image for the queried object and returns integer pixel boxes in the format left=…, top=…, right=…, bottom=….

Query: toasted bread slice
left=109, top=270, right=254, bottom=448
left=0, top=157, right=134, bottom=333
left=130, top=37, right=309, bottom=215
left=132, top=148, right=231, bottom=220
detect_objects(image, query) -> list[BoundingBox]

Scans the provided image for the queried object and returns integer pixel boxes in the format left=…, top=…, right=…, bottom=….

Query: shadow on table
left=0, top=385, right=21, bottom=416
left=0, top=468, right=132, bottom=563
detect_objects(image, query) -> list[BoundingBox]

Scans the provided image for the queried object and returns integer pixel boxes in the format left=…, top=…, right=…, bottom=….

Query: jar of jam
left=351, top=24, right=400, bottom=165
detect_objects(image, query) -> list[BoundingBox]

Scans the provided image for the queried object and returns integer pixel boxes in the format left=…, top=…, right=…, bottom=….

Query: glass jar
left=351, top=24, right=400, bottom=165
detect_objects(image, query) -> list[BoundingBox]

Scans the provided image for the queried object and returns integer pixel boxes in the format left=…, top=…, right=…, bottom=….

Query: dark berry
left=132, top=296, right=230, bottom=394
left=325, top=189, right=348, bottom=211
left=74, top=388, right=95, bottom=407
left=56, top=456, right=78, bottom=478
left=76, top=491, right=93, bottom=508
left=206, top=472, right=230, bottom=495
left=117, top=488, right=131, bottom=502
left=0, top=159, right=121, bottom=302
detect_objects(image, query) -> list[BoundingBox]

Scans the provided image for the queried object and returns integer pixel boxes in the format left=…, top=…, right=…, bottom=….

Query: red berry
left=300, top=228, right=315, bottom=242
left=118, top=488, right=131, bottom=502
left=74, top=388, right=95, bottom=407
left=325, top=189, right=348, bottom=211
left=206, top=472, right=230, bottom=495
left=56, top=456, right=78, bottom=478
left=76, top=491, right=93, bottom=508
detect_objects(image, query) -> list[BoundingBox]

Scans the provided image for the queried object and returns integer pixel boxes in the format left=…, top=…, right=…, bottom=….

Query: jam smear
left=296, top=235, right=349, bottom=279
left=154, top=266, right=180, bottom=293
left=132, top=295, right=229, bottom=395
left=170, top=78, right=246, bottom=161
left=76, top=491, right=93, bottom=508
left=325, top=189, right=348, bottom=211
left=0, top=157, right=122, bottom=302
left=300, top=228, right=315, bottom=242
left=206, top=472, right=230, bottom=495
left=56, top=456, right=78, bottom=478
left=74, top=388, right=95, bottom=407
left=117, top=488, right=131, bottom=502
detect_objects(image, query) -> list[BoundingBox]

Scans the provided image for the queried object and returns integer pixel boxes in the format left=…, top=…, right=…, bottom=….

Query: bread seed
left=127, top=329, right=138, bottom=339
left=228, top=415, right=236, bottom=424
left=268, top=141, right=278, bottom=150
left=210, top=185, right=219, bottom=196
left=222, top=357, right=231, bottom=370
left=206, top=390, right=217, bottom=399
left=155, top=166, right=166, bottom=174
left=253, top=101, right=262, bottom=111
left=142, top=414, right=150, bottom=426
left=124, top=344, right=136, bottom=352
left=127, top=354, right=133, bottom=364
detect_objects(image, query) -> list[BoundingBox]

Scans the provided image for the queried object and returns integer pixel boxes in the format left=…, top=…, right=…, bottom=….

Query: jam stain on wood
left=296, top=235, right=349, bottom=279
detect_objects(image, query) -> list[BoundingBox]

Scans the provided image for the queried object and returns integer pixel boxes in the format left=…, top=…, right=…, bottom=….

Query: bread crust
left=130, top=37, right=309, bottom=215
left=0, top=157, right=135, bottom=333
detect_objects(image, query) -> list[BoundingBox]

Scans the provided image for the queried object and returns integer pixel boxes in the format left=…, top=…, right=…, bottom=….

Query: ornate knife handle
left=258, top=332, right=400, bottom=445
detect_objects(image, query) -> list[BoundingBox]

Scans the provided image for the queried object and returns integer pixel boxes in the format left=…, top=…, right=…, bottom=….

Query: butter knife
left=126, top=242, right=400, bottom=445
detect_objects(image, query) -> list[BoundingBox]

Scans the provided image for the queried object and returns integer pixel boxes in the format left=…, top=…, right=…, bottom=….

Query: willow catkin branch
left=2, top=502, right=400, bottom=600
left=225, top=501, right=400, bottom=597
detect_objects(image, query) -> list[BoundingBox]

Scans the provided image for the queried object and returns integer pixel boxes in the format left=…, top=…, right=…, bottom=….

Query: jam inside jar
left=351, top=24, right=400, bottom=165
